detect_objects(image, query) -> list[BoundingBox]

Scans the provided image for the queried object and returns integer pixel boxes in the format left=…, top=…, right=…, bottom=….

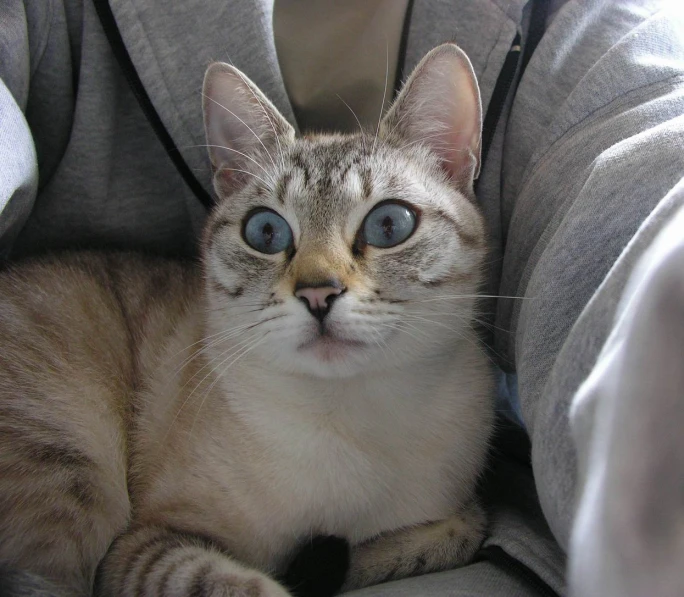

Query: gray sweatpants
left=2, top=0, right=684, bottom=595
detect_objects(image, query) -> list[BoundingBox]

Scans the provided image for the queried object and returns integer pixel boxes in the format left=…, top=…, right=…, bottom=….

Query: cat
left=0, top=43, right=493, bottom=596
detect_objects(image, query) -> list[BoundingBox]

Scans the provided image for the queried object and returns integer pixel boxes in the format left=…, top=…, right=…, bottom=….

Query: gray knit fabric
left=2, top=1, right=684, bottom=595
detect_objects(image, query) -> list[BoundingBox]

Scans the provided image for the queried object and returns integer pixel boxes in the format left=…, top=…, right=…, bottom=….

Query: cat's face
left=202, top=44, right=485, bottom=378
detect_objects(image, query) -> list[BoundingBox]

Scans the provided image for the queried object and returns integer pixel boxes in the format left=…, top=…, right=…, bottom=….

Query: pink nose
left=294, top=285, right=344, bottom=321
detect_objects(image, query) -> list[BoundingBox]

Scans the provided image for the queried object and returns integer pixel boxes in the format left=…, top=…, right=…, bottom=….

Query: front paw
left=343, top=502, right=487, bottom=591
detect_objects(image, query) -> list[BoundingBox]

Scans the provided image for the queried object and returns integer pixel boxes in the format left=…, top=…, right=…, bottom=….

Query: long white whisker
left=378, top=322, right=428, bottom=347
left=202, top=94, right=278, bottom=172
left=185, top=144, right=273, bottom=179
left=403, top=314, right=499, bottom=366
left=232, top=69, right=286, bottom=170
left=336, top=94, right=365, bottom=136
left=189, top=334, right=268, bottom=437
left=219, top=168, right=273, bottom=187
left=164, top=331, right=264, bottom=438
left=407, top=294, right=534, bottom=302
left=170, top=322, right=255, bottom=360
left=372, top=38, right=390, bottom=156
left=172, top=324, right=257, bottom=376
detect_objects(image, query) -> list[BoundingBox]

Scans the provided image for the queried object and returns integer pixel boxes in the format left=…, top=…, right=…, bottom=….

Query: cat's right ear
left=380, top=44, right=482, bottom=189
left=202, top=63, right=295, bottom=194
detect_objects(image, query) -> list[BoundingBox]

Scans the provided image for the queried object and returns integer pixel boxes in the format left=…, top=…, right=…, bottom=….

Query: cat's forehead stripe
left=275, top=172, right=292, bottom=204
left=277, top=138, right=380, bottom=206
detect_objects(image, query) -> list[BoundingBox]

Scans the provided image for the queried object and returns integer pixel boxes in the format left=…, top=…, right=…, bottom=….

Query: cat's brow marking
left=360, top=168, right=373, bottom=199
left=208, top=217, right=235, bottom=238
left=291, top=152, right=311, bottom=187
left=276, top=172, right=292, bottom=204
left=434, top=208, right=482, bottom=248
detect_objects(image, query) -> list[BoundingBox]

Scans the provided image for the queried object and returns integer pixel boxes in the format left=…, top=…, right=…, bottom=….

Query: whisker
left=169, top=321, right=255, bottom=360
left=171, top=325, right=256, bottom=377
left=189, top=334, right=269, bottom=437
left=231, top=68, right=286, bottom=170
left=218, top=167, right=273, bottom=188
left=166, top=315, right=285, bottom=432
left=406, top=294, right=535, bottom=303
left=202, top=93, right=279, bottom=172
left=336, top=94, right=366, bottom=149
left=367, top=326, right=393, bottom=361
left=184, top=144, right=273, bottom=179
left=162, top=331, right=265, bottom=441
left=372, top=38, right=389, bottom=156
left=402, top=314, right=499, bottom=366
left=378, top=322, right=428, bottom=347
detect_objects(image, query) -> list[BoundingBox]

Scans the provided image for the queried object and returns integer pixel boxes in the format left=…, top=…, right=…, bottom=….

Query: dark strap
left=477, top=0, right=549, bottom=186
left=91, top=0, right=214, bottom=210
left=94, top=0, right=547, bottom=208
left=393, top=0, right=416, bottom=97
left=479, top=33, right=522, bottom=176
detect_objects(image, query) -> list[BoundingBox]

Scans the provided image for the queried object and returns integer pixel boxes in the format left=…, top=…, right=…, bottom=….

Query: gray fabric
left=346, top=562, right=544, bottom=597
left=495, top=0, right=684, bottom=553
left=3, top=0, right=684, bottom=595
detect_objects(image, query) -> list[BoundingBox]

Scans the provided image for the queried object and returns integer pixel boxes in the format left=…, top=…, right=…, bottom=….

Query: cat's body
left=0, top=45, right=494, bottom=596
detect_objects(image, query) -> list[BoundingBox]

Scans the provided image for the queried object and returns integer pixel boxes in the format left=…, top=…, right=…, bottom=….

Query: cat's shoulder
left=0, top=249, right=202, bottom=313
left=1, top=249, right=198, bottom=284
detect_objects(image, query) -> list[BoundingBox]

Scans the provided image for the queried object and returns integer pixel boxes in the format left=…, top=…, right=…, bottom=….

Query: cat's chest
left=235, top=388, right=457, bottom=544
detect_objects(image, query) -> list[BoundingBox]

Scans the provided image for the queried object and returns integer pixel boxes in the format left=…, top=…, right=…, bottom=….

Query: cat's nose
left=294, top=282, right=345, bottom=322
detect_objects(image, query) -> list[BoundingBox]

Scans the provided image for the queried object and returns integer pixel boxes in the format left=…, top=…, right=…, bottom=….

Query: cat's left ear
left=203, top=63, right=295, bottom=192
left=381, top=44, right=482, bottom=186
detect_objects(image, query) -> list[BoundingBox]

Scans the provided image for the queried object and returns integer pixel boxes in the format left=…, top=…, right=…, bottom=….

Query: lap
left=492, top=0, right=684, bottom=560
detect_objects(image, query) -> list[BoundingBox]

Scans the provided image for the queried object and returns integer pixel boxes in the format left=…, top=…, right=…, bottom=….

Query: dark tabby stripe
left=134, top=540, right=180, bottom=596
left=158, top=554, right=204, bottom=595
left=112, top=528, right=226, bottom=596
left=360, top=168, right=373, bottom=199
left=187, top=563, right=214, bottom=597
left=120, top=531, right=171, bottom=589
left=276, top=172, right=292, bottom=204
left=435, top=208, right=482, bottom=248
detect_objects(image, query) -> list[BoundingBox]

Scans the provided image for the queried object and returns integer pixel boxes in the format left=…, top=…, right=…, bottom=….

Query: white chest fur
left=204, top=354, right=492, bottom=568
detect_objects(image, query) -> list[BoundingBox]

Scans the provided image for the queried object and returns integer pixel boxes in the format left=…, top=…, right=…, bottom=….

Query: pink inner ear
left=435, top=126, right=479, bottom=183
left=385, top=45, right=482, bottom=185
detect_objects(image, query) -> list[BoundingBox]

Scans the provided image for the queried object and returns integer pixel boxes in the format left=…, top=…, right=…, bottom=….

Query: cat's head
left=201, top=44, right=486, bottom=379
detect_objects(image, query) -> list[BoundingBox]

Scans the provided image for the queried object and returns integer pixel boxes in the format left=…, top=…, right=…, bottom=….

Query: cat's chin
left=298, top=335, right=368, bottom=361
left=294, top=335, right=373, bottom=378
left=256, top=333, right=380, bottom=379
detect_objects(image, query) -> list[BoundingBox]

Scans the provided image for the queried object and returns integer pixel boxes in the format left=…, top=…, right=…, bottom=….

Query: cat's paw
left=343, top=501, right=487, bottom=591
left=197, top=570, right=292, bottom=597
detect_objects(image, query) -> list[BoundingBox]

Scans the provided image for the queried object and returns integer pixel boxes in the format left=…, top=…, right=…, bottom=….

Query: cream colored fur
left=0, top=44, right=494, bottom=597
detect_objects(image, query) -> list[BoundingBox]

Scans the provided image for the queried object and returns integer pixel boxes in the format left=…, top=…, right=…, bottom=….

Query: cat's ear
left=202, top=63, right=294, bottom=192
left=381, top=44, right=482, bottom=186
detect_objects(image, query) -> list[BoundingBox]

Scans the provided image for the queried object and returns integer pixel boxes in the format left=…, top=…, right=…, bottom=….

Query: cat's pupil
left=263, top=223, right=274, bottom=245
left=382, top=216, right=394, bottom=239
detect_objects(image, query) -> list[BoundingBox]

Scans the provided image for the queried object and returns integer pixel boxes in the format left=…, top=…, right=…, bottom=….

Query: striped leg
left=99, top=527, right=292, bottom=597
left=342, top=502, right=487, bottom=591
left=0, top=400, right=130, bottom=596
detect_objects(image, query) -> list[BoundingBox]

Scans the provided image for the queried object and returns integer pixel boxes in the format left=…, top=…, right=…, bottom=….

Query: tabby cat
left=0, top=43, right=493, bottom=596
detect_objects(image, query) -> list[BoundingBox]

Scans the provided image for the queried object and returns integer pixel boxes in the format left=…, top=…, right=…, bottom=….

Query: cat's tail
left=0, top=565, right=71, bottom=597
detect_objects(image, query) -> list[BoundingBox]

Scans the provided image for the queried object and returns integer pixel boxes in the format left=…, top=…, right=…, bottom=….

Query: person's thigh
left=494, top=0, right=684, bottom=550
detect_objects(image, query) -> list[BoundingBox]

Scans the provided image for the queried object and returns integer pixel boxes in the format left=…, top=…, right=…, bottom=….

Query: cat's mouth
left=297, top=329, right=367, bottom=361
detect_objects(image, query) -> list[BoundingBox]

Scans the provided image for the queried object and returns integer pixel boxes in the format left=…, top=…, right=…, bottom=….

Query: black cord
left=91, top=0, right=214, bottom=210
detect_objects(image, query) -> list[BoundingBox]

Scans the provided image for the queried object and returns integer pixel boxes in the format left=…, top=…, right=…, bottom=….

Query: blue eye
left=243, top=209, right=293, bottom=254
left=362, top=202, right=417, bottom=248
